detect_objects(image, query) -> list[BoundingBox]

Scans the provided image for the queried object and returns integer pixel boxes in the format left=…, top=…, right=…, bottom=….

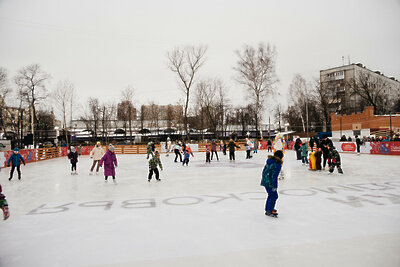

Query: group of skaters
left=293, top=135, right=343, bottom=174
left=67, top=142, right=118, bottom=182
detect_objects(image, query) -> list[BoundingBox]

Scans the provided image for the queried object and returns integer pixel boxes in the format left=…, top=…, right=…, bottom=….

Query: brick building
left=320, top=63, right=400, bottom=115
left=331, top=106, right=400, bottom=139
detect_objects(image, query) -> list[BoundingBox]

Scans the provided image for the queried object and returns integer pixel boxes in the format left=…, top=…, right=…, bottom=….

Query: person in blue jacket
left=260, top=150, right=284, bottom=217
left=7, top=148, right=26, bottom=181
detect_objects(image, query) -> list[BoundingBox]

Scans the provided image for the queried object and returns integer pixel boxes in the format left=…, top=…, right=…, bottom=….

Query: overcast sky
left=1, top=0, right=399, bottom=122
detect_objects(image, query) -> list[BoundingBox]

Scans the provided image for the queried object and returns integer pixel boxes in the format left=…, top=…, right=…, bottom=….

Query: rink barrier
left=3, top=141, right=398, bottom=167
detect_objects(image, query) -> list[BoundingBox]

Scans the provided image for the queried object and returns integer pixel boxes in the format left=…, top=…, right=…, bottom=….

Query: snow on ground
left=0, top=150, right=399, bottom=267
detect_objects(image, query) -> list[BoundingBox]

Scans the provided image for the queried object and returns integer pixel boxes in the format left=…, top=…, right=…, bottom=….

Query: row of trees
left=167, top=43, right=278, bottom=139
left=283, top=71, right=400, bottom=134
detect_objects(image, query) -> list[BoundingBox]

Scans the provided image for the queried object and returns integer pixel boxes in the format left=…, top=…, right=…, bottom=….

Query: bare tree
left=312, top=79, right=331, bottom=131
left=52, top=80, right=75, bottom=131
left=14, top=64, right=50, bottom=147
left=347, top=72, right=391, bottom=114
left=288, top=74, right=308, bottom=132
left=195, top=79, right=227, bottom=138
left=234, top=43, right=278, bottom=138
left=100, top=102, right=116, bottom=144
left=0, top=67, right=12, bottom=136
left=167, top=45, right=207, bottom=139
left=147, top=101, right=160, bottom=135
left=80, top=97, right=101, bottom=142
left=120, top=86, right=135, bottom=144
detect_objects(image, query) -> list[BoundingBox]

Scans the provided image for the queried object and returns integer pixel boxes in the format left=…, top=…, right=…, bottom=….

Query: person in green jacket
left=148, top=151, right=163, bottom=182
left=300, top=142, right=309, bottom=165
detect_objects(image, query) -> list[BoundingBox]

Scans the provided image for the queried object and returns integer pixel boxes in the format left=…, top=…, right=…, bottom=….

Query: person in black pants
left=309, top=137, right=315, bottom=152
left=320, top=135, right=333, bottom=170
left=7, top=148, right=26, bottom=181
left=355, top=135, right=362, bottom=155
left=173, top=142, right=182, bottom=162
left=68, top=146, right=79, bottom=175
left=294, top=138, right=302, bottom=160
left=228, top=139, right=240, bottom=161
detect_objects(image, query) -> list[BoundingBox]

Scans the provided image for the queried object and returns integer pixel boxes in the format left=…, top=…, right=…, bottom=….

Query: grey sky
left=1, top=0, right=399, bottom=122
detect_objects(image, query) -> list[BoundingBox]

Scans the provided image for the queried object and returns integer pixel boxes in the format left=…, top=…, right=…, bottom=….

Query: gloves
left=332, top=159, right=337, bottom=163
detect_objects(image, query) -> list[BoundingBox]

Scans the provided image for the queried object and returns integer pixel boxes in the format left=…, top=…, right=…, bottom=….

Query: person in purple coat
left=100, top=144, right=118, bottom=182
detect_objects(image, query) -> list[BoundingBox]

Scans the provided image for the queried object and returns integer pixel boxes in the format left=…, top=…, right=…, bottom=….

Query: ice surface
left=0, top=150, right=399, bottom=267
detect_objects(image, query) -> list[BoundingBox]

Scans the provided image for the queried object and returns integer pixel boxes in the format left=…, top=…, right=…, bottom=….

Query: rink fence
left=1, top=141, right=399, bottom=168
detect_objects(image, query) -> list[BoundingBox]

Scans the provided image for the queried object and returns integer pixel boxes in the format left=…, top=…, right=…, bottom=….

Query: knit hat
left=13, top=148, right=20, bottom=152
left=70, top=146, right=76, bottom=152
left=274, top=150, right=284, bottom=159
left=109, top=144, right=115, bottom=151
left=96, top=141, right=101, bottom=145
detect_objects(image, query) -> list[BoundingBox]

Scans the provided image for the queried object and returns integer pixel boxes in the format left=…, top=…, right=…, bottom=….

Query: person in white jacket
left=90, top=142, right=105, bottom=175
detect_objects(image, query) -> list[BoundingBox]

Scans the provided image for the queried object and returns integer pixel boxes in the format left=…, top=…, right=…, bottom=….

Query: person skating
left=223, top=141, right=227, bottom=155
left=253, top=139, right=259, bottom=154
left=172, top=142, right=183, bottom=162
left=260, top=150, right=284, bottom=218
left=68, top=146, right=79, bottom=175
left=315, top=147, right=322, bottom=171
left=267, top=139, right=273, bottom=152
left=245, top=143, right=252, bottom=159
left=210, top=140, right=219, bottom=161
left=355, top=135, right=362, bottom=155
left=309, top=137, right=315, bottom=152
left=228, top=139, right=240, bottom=161
left=205, top=145, right=211, bottom=163
left=0, top=184, right=10, bottom=220
left=89, top=141, right=105, bottom=175
left=146, top=141, right=154, bottom=159
left=300, top=141, right=309, bottom=165
left=328, top=144, right=343, bottom=174
left=294, top=138, right=302, bottom=160
left=320, top=135, right=333, bottom=170
left=100, top=144, right=118, bottom=182
left=7, top=148, right=26, bottom=181
left=148, top=151, right=163, bottom=182
left=182, top=147, right=193, bottom=166
left=166, top=137, right=172, bottom=157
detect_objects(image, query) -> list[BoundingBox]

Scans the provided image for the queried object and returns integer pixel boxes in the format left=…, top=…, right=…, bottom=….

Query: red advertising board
left=341, top=142, right=356, bottom=152
left=370, top=142, right=400, bottom=155
left=3, top=149, right=37, bottom=167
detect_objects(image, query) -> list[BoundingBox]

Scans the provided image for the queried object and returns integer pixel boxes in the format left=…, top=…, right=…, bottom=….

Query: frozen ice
left=0, top=150, right=399, bottom=266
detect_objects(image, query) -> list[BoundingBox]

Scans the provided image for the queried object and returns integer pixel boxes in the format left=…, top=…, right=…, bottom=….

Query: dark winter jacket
left=356, top=137, right=362, bottom=146
left=7, top=153, right=26, bottom=167
left=149, top=156, right=163, bottom=170
left=294, top=138, right=302, bottom=150
left=329, top=148, right=341, bottom=164
left=260, top=156, right=282, bottom=190
left=68, top=151, right=79, bottom=164
left=320, top=138, right=333, bottom=154
left=228, top=141, right=240, bottom=152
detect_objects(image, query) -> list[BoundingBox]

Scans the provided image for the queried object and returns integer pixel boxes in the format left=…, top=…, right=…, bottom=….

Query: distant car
left=115, top=140, right=131, bottom=145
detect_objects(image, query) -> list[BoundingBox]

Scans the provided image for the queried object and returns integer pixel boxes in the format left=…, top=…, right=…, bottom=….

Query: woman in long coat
left=100, top=144, right=118, bottom=182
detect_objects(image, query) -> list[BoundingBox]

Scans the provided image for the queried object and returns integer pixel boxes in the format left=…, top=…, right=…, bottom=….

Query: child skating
left=100, top=144, right=118, bottom=182
left=68, top=146, right=79, bottom=175
left=148, top=151, right=163, bottom=182
left=7, top=148, right=26, bottom=180
left=205, top=145, right=211, bottom=163
left=300, top=141, right=309, bottom=165
left=89, top=141, right=105, bottom=175
left=328, top=144, right=343, bottom=174
left=260, top=150, right=284, bottom=218
left=182, top=147, right=193, bottom=166
left=0, top=184, right=10, bottom=220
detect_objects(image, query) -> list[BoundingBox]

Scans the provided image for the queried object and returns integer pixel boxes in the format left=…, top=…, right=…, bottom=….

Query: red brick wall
left=331, top=107, right=400, bottom=131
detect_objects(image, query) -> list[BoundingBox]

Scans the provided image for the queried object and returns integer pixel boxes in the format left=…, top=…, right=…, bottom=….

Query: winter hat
left=274, top=150, right=284, bottom=160
left=13, top=148, right=20, bottom=152
left=71, top=146, right=76, bottom=152
left=96, top=141, right=101, bottom=146
left=109, top=144, right=115, bottom=151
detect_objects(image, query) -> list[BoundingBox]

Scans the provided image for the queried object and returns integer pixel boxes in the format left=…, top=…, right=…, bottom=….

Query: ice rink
left=0, top=149, right=399, bottom=267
